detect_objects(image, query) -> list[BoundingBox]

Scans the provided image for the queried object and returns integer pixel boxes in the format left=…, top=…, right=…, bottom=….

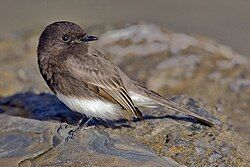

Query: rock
left=0, top=115, right=182, bottom=167
left=97, top=24, right=169, bottom=58
left=0, top=34, right=49, bottom=96
left=0, top=93, right=249, bottom=166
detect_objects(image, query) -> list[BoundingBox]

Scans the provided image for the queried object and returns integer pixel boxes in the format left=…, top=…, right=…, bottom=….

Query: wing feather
left=66, top=55, right=142, bottom=119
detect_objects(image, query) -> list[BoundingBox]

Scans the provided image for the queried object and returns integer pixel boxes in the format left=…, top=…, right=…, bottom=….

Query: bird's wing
left=66, top=55, right=142, bottom=119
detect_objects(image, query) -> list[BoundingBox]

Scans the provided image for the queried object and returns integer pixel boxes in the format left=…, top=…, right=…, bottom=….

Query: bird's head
left=37, top=21, right=98, bottom=56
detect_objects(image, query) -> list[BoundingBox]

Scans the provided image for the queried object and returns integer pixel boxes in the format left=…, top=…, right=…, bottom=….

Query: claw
left=65, top=135, right=73, bottom=142
left=57, top=122, right=69, bottom=134
left=65, top=130, right=76, bottom=142
left=63, top=117, right=94, bottom=141
left=68, top=130, right=76, bottom=137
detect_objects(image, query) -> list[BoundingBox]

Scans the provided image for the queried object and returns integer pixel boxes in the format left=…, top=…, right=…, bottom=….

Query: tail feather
left=135, top=106, right=143, bottom=120
left=131, top=83, right=215, bottom=126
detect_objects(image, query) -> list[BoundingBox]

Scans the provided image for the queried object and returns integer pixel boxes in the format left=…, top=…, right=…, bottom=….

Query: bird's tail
left=131, top=82, right=215, bottom=126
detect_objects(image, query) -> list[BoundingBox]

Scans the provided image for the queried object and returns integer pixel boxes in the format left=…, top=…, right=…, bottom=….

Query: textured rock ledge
left=0, top=92, right=249, bottom=166
left=0, top=115, right=181, bottom=167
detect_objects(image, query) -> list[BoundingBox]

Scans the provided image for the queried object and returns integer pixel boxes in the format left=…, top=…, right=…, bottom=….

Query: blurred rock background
left=1, top=0, right=250, bottom=56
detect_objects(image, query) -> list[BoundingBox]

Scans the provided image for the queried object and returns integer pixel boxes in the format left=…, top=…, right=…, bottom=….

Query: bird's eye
left=62, top=35, right=70, bottom=42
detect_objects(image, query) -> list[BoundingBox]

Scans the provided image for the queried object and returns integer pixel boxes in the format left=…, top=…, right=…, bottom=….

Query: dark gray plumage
left=37, top=21, right=214, bottom=130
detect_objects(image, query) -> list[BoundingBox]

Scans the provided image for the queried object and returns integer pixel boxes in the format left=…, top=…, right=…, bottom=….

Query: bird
left=37, top=21, right=214, bottom=139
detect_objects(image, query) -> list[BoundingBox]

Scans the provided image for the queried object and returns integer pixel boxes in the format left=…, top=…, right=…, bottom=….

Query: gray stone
left=0, top=92, right=249, bottom=166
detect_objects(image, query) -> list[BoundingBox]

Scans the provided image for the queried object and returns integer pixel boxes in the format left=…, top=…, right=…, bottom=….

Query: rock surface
left=0, top=23, right=249, bottom=166
left=0, top=110, right=181, bottom=167
left=0, top=92, right=248, bottom=166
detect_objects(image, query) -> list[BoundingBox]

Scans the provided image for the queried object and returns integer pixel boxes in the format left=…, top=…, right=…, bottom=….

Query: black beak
left=82, top=34, right=98, bottom=42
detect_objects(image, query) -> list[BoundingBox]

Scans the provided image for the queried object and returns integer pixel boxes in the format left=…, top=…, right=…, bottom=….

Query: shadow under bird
left=37, top=21, right=214, bottom=139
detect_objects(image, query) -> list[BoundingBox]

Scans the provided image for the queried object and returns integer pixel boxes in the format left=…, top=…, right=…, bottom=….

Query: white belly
left=57, top=94, right=122, bottom=120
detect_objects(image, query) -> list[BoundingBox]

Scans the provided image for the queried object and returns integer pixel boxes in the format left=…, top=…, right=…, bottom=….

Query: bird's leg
left=57, top=122, right=69, bottom=134
left=65, top=117, right=93, bottom=141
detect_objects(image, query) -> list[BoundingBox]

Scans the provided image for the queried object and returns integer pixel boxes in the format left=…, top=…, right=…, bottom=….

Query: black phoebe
left=37, top=21, right=214, bottom=139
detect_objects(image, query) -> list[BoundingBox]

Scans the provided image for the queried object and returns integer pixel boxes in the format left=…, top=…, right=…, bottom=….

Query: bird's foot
left=65, top=129, right=77, bottom=142
left=64, top=117, right=94, bottom=142
left=57, top=122, right=69, bottom=134
left=64, top=124, right=93, bottom=142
